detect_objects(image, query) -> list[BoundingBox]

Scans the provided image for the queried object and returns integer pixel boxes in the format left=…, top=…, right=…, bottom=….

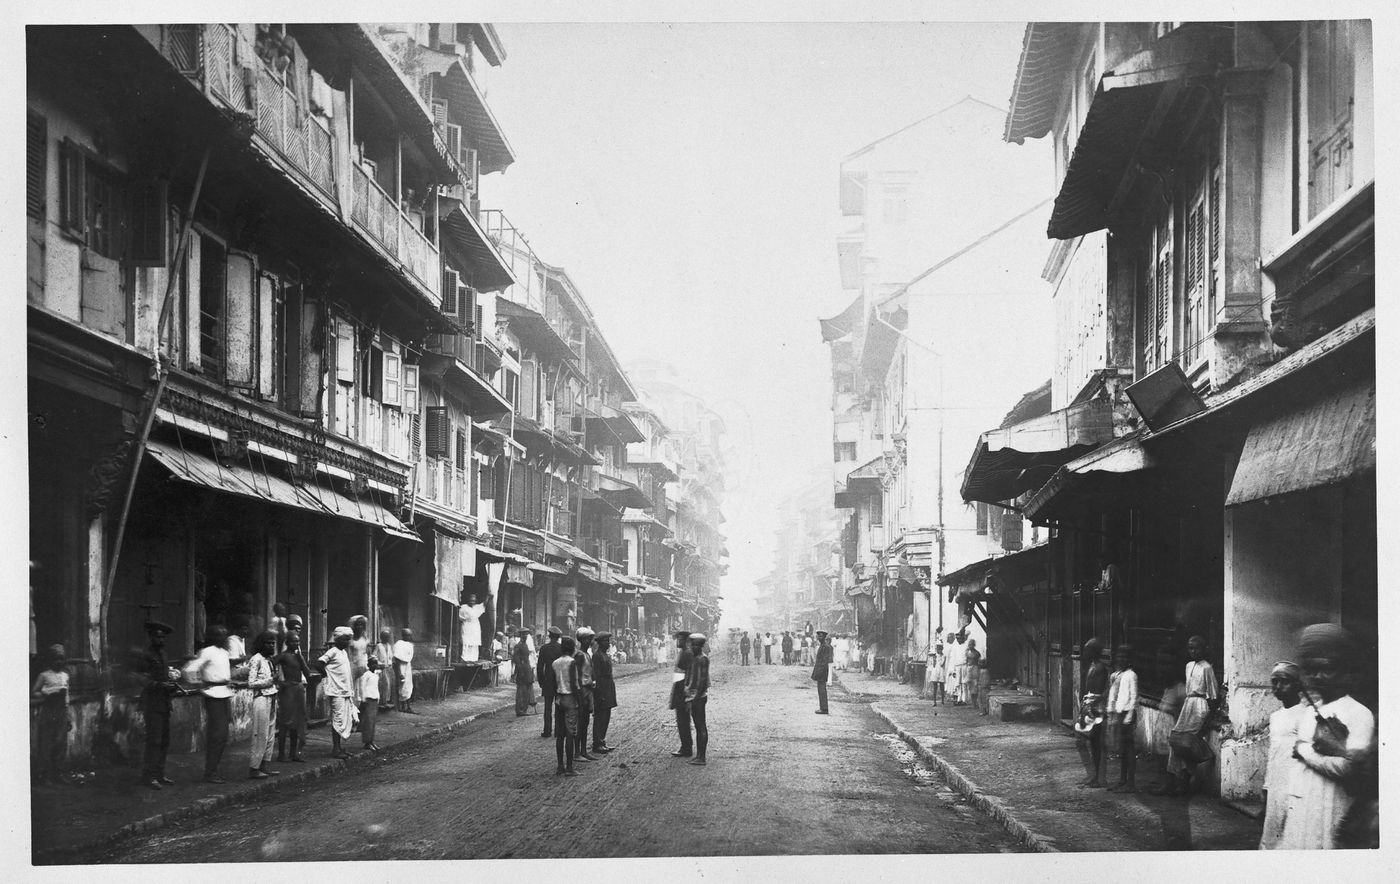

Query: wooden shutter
left=403, top=363, right=419, bottom=413
left=460, top=285, right=477, bottom=329
left=257, top=272, right=279, bottom=400
left=297, top=297, right=322, bottom=418
left=425, top=406, right=449, bottom=459
left=224, top=251, right=256, bottom=388
left=128, top=180, right=169, bottom=266
left=1209, top=163, right=1221, bottom=317
left=479, top=459, right=494, bottom=499
left=59, top=139, right=85, bottom=239
left=382, top=351, right=402, bottom=407
left=432, top=99, right=448, bottom=130
left=410, top=413, right=421, bottom=456
left=441, top=268, right=459, bottom=316
left=183, top=233, right=203, bottom=369
left=334, top=317, right=355, bottom=383
left=27, top=111, right=45, bottom=220
left=445, top=124, right=462, bottom=162
left=455, top=428, right=468, bottom=470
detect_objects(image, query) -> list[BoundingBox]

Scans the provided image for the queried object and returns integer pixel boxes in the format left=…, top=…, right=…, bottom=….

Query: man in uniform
left=536, top=626, right=564, bottom=738
left=574, top=627, right=599, bottom=761
left=670, top=629, right=695, bottom=757
left=813, top=629, right=834, bottom=714
left=591, top=632, right=618, bottom=754
left=684, top=633, right=711, bottom=765
left=137, top=620, right=179, bottom=789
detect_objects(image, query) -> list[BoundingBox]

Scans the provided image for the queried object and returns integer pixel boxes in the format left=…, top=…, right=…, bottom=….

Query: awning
left=845, top=455, right=885, bottom=490
left=1226, top=378, right=1375, bottom=506
left=542, top=536, right=599, bottom=567
left=819, top=294, right=863, bottom=342
left=439, top=204, right=516, bottom=293
left=145, top=438, right=420, bottom=541
left=418, top=351, right=512, bottom=417
left=417, top=50, right=516, bottom=174
left=1047, top=26, right=1227, bottom=239
left=528, top=561, right=567, bottom=576
left=960, top=397, right=1115, bottom=504
left=598, top=476, right=652, bottom=509
left=495, top=299, right=578, bottom=365
left=1004, top=22, right=1089, bottom=144
left=1022, top=433, right=1155, bottom=521
left=614, top=573, right=647, bottom=589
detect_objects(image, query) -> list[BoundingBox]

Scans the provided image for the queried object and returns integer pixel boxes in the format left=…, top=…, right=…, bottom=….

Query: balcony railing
left=479, top=209, right=546, bottom=310
left=161, top=25, right=335, bottom=197
left=352, top=162, right=441, bottom=299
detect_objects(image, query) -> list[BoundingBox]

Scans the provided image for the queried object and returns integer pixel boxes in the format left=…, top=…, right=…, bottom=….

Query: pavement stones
left=837, top=670, right=1263, bottom=852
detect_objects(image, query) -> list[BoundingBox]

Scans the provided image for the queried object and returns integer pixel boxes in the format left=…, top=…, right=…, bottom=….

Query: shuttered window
left=402, top=363, right=419, bottom=413
left=1183, top=177, right=1207, bottom=366
left=425, top=406, right=450, bottom=459
left=224, top=251, right=256, bottom=388
left=257, top=271, right=280, bottom=401
left=479, top=459, right=494, bottom=499
left=128, top=180, right=169, bottom=266
left=334, top=317, right=355, bottom=384
left=58, top=139, right=85, bottom=239
left=27, top=111, right=45, bottom=220
left=441, top=268, right=459, bottom=316
left=455, top=428, right=468, bottom=471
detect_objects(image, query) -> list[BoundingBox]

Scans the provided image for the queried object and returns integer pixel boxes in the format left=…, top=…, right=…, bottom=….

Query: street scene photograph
left=18, top=6, right=1387, bottom=875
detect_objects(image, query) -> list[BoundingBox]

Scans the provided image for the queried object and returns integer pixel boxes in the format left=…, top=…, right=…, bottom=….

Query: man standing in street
left=591, top=632, right=618, bottom=754
left=781, top=631, right=794, bottom=665
left=188, top=625, right=233, bottom=783
left=537, top=626, right=564, bottom=737
left=574, top=627, right=598, bottom=762
left=685, top=633, right=710, bottom=766
left=740, top=631, right=751, bottom=666
left=670, top=629, right=694, bottom=757
left=137, top=620, right=178, bottom=789
left=813, top=630, right=833, bottom=714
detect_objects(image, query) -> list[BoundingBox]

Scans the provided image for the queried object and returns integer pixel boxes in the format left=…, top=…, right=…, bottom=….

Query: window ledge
left=1261, top=179, right=1374, bottom=274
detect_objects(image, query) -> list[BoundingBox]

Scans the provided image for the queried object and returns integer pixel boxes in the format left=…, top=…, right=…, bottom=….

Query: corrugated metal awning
left=146, top=438, right=419, bottom=541
left=1226, top=379, right=1375, bottom=507
left=1004, top=22, right=1088, bottom=144
left=440, top=204, right=516, bottom=293
left=960, top=397, right=1115, bottom=504
left=418, top=49, right=516, bottom=174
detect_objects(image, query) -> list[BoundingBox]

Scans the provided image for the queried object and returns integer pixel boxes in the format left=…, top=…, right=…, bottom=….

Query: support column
left=86, top=516, right=105, bottom=663
left=311, top=544, right=329, bottom=652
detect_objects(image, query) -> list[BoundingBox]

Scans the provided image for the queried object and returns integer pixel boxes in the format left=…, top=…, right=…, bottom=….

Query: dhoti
left=329, top=695, right=358, bottom=739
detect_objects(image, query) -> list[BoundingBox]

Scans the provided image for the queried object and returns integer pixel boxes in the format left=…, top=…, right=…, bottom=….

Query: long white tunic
left=458, top=603, right=485, bottom=662
left=1260, top=703, right=1304, bottom=849
left=1277, top=694, right=1376, bottom=850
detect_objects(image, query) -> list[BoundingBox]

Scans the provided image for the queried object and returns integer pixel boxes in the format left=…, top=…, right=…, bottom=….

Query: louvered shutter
left=441, top=268, right=459, bottom=316
left=334, top=317, right=355, bottom=383
left=27, top=112, right=45, bottom=220
left=410, top=413, right=421, bottom=456
left=479, top=459, right=494, bottom=499
left=1001, top=509, right=1024, bottom=551
left=297, top=297, right=322, bottom=417
left=128, top=180, right=169, bottom=266
left=425, top=406, right=449, bottom=459
left=382, top=351, right=402, bottom=407
left=1209, top=163, right=1221, bottom=316
left=455, top=428, right=467, bottom=470
left=460, top=285, right=477, bottom=330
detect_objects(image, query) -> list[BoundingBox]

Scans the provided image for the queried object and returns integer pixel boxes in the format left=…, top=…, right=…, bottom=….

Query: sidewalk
left=837, top=671, right=1262, bottom=852
left=32, top=662, right=660, bottom=861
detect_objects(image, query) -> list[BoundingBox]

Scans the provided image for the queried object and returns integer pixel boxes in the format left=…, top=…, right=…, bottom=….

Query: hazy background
left=484, top=22, right=1031, bottom=626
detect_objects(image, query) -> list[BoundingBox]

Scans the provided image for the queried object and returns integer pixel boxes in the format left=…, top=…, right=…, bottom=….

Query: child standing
left=274, top=630, right=312, bottom=762
left=928, top=645, right=946, bottom=705
left=31, top=644, right=71, bottom=784
left=1106, top=644, right=1139, bottom=792
left=359, top=657, right=382, bottom=753
left=1259, top=660, right=1303, bottom=848
left=245, top=631, right=280, bottom=779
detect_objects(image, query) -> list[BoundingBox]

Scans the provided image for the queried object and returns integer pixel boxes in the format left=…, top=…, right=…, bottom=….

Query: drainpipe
left=99, top=147, right=211, bottom=664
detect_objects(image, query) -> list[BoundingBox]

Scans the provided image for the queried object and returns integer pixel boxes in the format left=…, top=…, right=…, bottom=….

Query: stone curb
left=870, top=703, right=1059, bottom=854
left=37, top=665, right=661, bottom=864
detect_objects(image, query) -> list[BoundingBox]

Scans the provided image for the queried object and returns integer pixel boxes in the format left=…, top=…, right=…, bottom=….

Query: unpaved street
left=81, top=663, right=1023, bottom=861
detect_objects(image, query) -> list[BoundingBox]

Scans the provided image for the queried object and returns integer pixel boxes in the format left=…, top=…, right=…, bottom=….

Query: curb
left=870, top=703, right=1058, bottom=853
left=37, top=665, right=661, bottom=864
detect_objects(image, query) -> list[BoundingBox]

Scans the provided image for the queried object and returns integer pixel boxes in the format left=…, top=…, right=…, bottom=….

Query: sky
left=476, top=22, right=1033, bottom=625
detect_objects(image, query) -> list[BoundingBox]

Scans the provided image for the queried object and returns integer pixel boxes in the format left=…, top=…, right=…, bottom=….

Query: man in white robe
left=459, top=593, right=486, bottom=662
left=394, top=627, right=417, bottom=714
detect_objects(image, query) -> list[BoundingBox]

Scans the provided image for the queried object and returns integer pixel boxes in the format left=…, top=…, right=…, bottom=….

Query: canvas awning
left=145, top=438, right=420, bottom=541
left=1226, top=379, right=1375, bottom=506
left=495, top=299, right=578, bottom=365
left=960, top=397, right=1115, bottom=504
left=439, top=204, right=516, bottom=292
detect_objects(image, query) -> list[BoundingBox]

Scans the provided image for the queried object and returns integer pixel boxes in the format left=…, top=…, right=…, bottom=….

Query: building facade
left=958, top=21, right=1375, bottom=804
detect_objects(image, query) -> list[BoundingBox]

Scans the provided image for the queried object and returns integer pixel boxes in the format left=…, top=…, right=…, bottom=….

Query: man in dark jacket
left=536, top=626, right=564, bottom=738
left=669, top=629, right=694, bottom=757
left=137, top=620, right=179, bottom=789
left=782, top=631, right=794, bottom=665
left=813, top=630, right=834, bottom=714
left=591, top=632, right=618, bottom=753
left=740, top=631, right=751, bottom=666
left=684, top=633, right=711, bottom=765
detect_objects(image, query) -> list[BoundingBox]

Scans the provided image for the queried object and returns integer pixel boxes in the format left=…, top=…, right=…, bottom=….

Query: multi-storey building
left=751, top=474, right=851, bottom=639
left=820, top=98, right=1054, bottom=677
left=958, top=21, right=1374, bottom=804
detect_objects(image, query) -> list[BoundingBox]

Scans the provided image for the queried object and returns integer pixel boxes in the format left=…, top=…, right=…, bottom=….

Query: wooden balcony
left=352, top=162, right=441, bottom=301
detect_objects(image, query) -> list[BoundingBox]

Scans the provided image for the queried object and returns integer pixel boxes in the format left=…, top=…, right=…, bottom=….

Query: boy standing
left=359, top=657, right=382, bottom=753
left=246, top=631, right=281, bottom=779
left=374, top=628, right=395, bottom=712
left=274, top=630, right=313, bottom=762
left=1259, top=660, right=1303, bottom=848
left=1106, top=644, right=1139, bottom=792
left=684, top=634, right=711, bottom=766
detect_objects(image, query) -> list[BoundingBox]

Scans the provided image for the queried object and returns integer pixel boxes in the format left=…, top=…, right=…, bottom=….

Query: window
left=403, top=363, right=420, bottom=413
left=425, top=406, right=450, bottom=459
left=27, top=111, right=45, bottom=220
left=833, top=442, right=857, bottom=462
left=198, top=234, right=228, bottom=378
left=502, top=369, right=518, bottom=408
left=1140, top=208, right=1173, bottom=373
left=455, top=428, right=468, bottom=471
left=1305, top=21, right=1358, bottom=219
left=58, top=139, right=156, bottom=262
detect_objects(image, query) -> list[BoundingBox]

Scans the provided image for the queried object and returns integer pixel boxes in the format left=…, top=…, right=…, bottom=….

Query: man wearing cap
left=393, top=627, right=417, bottom=714
left=537, top=626, right=565, bottom=737
left=812, top=630, right=833, bottom=714
left=592, top=632, right=618, bottom=754
left=315, top=626, right=357, bottom=758
left=684, top=633, right=710, bottom=765
left=670, top=629, right=695, bottom=757
left=136, top=621, right=179, bottom=789
left=573, top=627, right=599, bottom=761
left=459, top=592, right=486, bottom=663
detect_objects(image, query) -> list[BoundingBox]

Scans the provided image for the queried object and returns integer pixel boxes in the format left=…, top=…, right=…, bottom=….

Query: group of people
left=737, top=628, right=854, bottom=669
left=924, top=637, right=992, bottom=713
left=1067, top=626, right=1377, bottom=850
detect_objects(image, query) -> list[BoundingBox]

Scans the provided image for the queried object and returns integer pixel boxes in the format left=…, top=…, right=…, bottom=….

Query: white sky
left=483, top=22, right=1030, bottom=623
